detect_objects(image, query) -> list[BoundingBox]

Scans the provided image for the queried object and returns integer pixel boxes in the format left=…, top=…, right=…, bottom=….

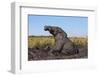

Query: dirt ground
left=28, top=46, right=88, bottom=61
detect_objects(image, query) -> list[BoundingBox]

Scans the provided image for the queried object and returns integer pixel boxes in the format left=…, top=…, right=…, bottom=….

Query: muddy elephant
left=44, top=25, right=79, bottom=55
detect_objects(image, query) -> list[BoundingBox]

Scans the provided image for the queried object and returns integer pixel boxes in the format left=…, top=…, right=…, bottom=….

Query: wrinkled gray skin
left=44, top=26, right=79, bottom=55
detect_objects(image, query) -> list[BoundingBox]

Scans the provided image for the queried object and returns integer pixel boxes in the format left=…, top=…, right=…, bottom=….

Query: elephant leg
left=49, top=40, right=64, bottom=56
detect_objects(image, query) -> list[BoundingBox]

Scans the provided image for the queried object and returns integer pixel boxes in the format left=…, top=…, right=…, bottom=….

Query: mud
left=28, top=46, right=88, bottom=61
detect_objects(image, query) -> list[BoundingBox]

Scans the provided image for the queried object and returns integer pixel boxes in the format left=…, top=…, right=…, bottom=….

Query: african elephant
left=44, top=25, right=79, bottom=55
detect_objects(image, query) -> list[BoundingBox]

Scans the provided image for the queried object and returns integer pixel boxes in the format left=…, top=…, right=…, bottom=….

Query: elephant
left=44, top=25, right=79, bottom=55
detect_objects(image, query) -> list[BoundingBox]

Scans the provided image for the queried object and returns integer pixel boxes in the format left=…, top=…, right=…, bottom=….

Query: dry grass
left=28, top=36, right=87, bottom=48
left=28, top=36, right=55, bottom=48
left=70, top=37, right=87, bottom=47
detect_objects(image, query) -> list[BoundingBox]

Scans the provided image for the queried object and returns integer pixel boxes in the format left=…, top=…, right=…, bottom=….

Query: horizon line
left=28, top=35, right=88, bottom=38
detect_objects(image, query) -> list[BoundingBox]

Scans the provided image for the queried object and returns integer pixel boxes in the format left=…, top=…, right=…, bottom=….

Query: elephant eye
left=57, top=28, right=62, bottom=33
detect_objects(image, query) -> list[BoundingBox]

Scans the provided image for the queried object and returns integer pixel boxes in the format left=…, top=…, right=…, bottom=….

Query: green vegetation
left=28, top=36, right=87, bottom=48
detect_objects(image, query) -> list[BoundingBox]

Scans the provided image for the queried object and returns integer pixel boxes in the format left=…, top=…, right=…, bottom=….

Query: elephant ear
left=57, top=27, right=67, bottom=37
left=57, top=27, right=62, bottom=33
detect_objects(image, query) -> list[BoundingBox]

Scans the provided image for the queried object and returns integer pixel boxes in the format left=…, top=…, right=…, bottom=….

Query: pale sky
left=28, top=15, right=88, bottom=37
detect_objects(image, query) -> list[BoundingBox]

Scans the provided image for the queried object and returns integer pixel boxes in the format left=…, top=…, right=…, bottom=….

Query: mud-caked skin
left=44, top=25, right=79, bottom=55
